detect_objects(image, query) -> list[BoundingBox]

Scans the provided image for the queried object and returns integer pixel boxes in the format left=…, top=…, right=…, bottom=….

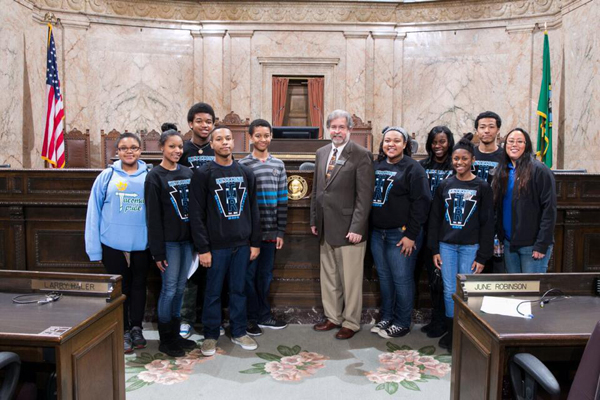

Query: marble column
left=191, top=28, right=203, bottom=105
left=372, top=32, right=397, bottom=150
left=229, top=31, right=253, bottom=120
left=344, top=31, right=369, bottom=119
left=394, top=33, right=406, bottom=128
left=202, top=30, right=226, bottom=119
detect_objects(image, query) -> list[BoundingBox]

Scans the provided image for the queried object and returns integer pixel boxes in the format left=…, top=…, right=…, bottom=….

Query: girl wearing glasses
left=85, top=132, right=150, bottom=354
left=491, top=128, right=556, bottom=273
left=145, top=130, right=196, bottom=357
left=428, top=134, right=494, bottom=351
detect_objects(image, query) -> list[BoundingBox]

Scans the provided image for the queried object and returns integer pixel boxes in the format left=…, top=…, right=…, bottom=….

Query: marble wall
left=1, top=0, right=598, bottom=171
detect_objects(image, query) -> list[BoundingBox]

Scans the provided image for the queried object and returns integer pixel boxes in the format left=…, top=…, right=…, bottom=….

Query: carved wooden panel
left=0, top=229, right=5, bottom=268
left=0, top=177, right=7, bottom=193
left=582, top=180, right=600, bottom=198
left=28, top=177, right=96, bottom=195
left=32, top=230, right=97, bottom=271
left=583, top=233, right=600, bottom=271
left=73, top=329, right=116, bottom=400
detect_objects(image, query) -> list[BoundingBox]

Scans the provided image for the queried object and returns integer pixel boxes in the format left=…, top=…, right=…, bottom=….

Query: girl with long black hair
left=491, top=128, right=556, bottom=273
left=418, top=126, right=455, bottom=339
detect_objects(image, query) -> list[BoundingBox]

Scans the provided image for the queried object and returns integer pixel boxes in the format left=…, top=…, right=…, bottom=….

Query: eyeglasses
left=117, top=146, right=140, bottom=152
left=506, top=140, right=526, bottom=146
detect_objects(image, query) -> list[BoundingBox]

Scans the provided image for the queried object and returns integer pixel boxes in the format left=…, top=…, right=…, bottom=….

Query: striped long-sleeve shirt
left=239, top=154, right=288, bottom=240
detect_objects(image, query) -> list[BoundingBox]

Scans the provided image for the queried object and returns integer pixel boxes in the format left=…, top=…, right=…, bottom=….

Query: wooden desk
left=0, top=271, right=125, bottom=400
left=451, top=273, right=600, bottom=400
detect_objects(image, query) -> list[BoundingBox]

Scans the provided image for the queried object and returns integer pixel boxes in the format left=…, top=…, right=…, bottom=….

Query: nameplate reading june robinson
left=32, top=279, right=109, bottom=293
left=463, top=281, right=540, bottom=294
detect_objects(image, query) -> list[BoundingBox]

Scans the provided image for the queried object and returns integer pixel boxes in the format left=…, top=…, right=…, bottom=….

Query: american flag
left=42, top=23, right=65, bottom=168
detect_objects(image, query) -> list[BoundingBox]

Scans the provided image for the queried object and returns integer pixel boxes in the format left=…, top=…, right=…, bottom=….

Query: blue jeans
left=158, top=241, right=193, bottom=324
left=202, top=246, right=250, bottom=339
left=439, top=242, right=479, bottom=318
left=371, top=228, right=422, bottom=328
left=504, top=240, right=553, bottom=273
left=246, top=241, right=276, bottom=323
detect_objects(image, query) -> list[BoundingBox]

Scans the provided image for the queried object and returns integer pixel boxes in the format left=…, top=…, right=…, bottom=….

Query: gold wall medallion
left=287, top=175, right=308, bottom=200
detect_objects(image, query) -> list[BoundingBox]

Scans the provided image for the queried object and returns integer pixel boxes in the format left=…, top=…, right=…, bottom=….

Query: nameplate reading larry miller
left=31, top=279, right=110, bottom=293
left=463, top=280, right=540, bottom=294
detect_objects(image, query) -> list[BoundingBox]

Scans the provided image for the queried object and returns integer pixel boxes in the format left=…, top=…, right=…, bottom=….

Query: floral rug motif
left=365, top=342, right=452, bottom=394
left=239, top=345, right=329, bottom=381
left=125, top=346, right=225, bottom=391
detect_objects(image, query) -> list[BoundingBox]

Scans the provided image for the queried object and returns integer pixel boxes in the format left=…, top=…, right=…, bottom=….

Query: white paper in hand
left=188, top=252, right=199, bottom=279
left=480, top=296, right=532, bottom=319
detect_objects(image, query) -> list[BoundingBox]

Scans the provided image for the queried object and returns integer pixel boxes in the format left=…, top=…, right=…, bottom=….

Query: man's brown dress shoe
left=313, top=320, right=341, bottom=331
left=335, top=327, right=356, bottom=340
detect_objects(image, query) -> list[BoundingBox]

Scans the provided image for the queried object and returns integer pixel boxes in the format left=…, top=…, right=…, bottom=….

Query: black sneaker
left=370, top=320, right=391, bottom=334
left=378, top=324, right=410, bottom=339
left=258, top=318, right=288, bottom=330
left=247, top=321, right=263, bottom=336
left=426, top=321, right=447, bottom=338
left=124, top=331, right=134, bottom=354
left=130, top=326, right=147, bottom=349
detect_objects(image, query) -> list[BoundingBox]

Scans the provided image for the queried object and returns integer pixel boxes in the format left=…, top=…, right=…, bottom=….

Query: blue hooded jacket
left=85, top=160, right=149, bottom=261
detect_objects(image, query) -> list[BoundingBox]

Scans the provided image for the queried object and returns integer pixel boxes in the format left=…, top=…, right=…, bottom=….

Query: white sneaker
left=370, top=320, right=391, bottom=334
left=180, top=323, right=192, bottom=339
left=231, top=335, right=258, bottom=351
left=220, top=326, right=225, bottom=336
left=201, top=339, right=217, bottom=356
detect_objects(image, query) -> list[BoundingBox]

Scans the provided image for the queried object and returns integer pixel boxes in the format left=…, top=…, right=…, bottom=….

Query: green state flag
left=536, top=31, right=553, bottom=168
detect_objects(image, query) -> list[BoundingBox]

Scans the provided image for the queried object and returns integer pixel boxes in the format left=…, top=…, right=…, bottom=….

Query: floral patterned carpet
left=125, top=324, right=451, bottom=400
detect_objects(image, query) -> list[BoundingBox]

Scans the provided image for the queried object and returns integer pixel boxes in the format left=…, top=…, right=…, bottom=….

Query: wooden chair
left=141, top=129, right=161, bottom=152
left=100, top=129, right=121, bottom=167
left=216, top=111, right=250, bottom=152
left=64, top=128, right=91, bottom=168
left=350, top=114, right=373, bottom=152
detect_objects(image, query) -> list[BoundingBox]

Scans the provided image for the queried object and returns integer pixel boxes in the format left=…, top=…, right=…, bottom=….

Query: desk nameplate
left=31, top=279, right=111, bottom=294
left=462, top=280, right=540, bottom=295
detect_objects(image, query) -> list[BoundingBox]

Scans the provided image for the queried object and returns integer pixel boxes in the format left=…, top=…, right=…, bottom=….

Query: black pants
left=421, top=246, right=446, bottom=324
left=101, top=244, right=149, bottom=330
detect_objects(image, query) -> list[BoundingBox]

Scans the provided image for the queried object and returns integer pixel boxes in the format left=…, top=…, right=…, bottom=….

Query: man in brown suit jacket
left=310, top=109, right=375, bottom=339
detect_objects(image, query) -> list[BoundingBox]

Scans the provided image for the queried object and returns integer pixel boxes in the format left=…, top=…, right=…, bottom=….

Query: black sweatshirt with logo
left=371, top=157, right=431, bottom=240
left=144, top=165, right=193, bottom=261
left=427, top=175, right=494, bottom=264
left=189, top=161, right=261, bottom=254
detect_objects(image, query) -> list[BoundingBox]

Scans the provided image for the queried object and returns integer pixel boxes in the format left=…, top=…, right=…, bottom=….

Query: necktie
left=326, top=148, right=338, bottom=181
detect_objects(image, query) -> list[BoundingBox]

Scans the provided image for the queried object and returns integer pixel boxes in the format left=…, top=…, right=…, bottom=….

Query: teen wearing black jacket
left=188, top=126, right=261, bottom=357
left=491, top=128, right=556, bottom=273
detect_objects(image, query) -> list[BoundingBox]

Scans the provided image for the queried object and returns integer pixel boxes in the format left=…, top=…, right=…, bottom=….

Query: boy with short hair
left=473, top=111, right=504, bottom=182
left=178, top=102, right=216, bottom=339
left=189, top=126, right=262, bottom=355
left=239, top=119, right=288, bottom=336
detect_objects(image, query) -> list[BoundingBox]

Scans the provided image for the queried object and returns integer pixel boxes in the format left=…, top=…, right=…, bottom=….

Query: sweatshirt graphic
left=214, top=176, right=247, bottom=219
left=85, top=160, right=149, bottom=261
left=425, top=169, right=453, bottom=195
left=445, top=188, right=477, bottom=229
left=472, top=161, right=497, bottom=181
left=372, top=170, right=396, bottom=207
left=168, top=178, right=191, bottom=221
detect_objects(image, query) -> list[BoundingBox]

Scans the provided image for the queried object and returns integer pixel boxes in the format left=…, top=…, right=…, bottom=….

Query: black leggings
left=101, top=244, right=149, bottom=330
